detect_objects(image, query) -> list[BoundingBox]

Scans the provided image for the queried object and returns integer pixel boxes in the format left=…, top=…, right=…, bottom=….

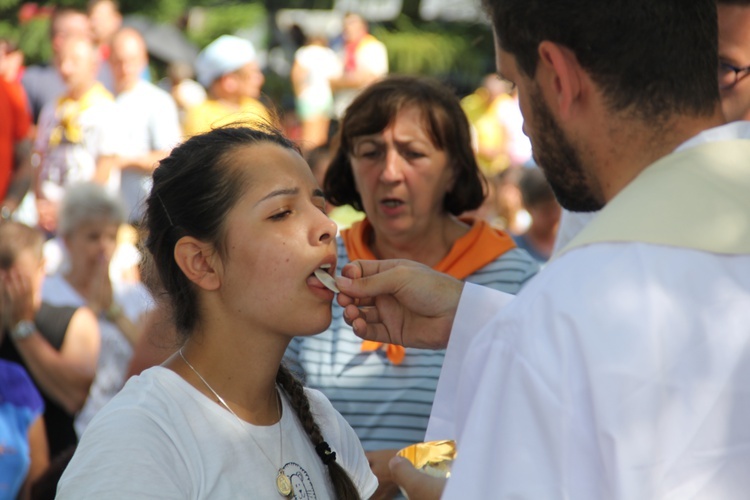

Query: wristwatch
left=10, top=320, right=36, bottom=341
left=0, top=206, right=11, bottom=222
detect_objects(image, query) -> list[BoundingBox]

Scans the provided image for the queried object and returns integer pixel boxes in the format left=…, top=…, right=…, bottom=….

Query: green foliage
left=0, top=0, right=495, bottom=91
left=264, top=0, right=333, bottom=9
left=186, top=3, right=267, bottom=49
left=0, top=0, right=21, bottom=51
left=0, top=22, right=18, bottom=43
left=17, top=18, right=52, bottom=65
left=374, top=16, right=495, bottom=92
left=122, top=0, right=190, bottom=23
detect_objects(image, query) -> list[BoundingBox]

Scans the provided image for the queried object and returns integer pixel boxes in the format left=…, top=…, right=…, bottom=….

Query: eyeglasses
left=719, top=61, right=750, bottom=90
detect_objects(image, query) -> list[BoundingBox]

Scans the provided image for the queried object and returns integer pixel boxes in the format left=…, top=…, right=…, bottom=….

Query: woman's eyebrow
left=254, top=187, right=299, bottom=207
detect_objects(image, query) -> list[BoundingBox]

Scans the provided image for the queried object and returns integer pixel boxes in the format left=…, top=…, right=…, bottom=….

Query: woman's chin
left=305, top=313, right=334, bottom=337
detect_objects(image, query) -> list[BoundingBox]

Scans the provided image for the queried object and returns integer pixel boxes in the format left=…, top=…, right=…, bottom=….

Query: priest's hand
left=335, top=259, right=463, bottom=350
left=388, top=455, right=445, bottom=499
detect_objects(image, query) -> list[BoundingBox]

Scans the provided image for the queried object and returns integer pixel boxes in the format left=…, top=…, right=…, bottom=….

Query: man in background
left=108, top=28, right=180, bottom=223
left=718, top=0, right=750, bottom=121
left=86, top=0, right=122, bottom=90
left=330, top=12, right=388, bottom=119
left=33, top=36, right=117, bottom=234
left=21, top=8, right=92, bottom=124
left=184, top=35, right=269, bottom=136
left=512, top=167, right=560, bottom=263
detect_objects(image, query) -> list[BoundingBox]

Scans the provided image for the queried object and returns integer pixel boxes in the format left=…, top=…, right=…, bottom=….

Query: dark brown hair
left=325, top=75, right=486, bottom=214
left=484, top=0, right=719, bottom=121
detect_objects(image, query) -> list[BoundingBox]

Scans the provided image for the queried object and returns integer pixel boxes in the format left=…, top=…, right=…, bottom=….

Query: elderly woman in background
left=285, top=75, right=539, bottom=498
left=41, top=183, right=153, bottom=437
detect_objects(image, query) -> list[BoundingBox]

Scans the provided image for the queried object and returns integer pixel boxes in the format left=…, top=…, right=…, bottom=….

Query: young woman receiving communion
left=57, top=125, right=377, bottom=499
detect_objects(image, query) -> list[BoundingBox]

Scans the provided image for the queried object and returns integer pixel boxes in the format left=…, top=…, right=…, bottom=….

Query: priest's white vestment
left=432, top=122, right=750, bottom=499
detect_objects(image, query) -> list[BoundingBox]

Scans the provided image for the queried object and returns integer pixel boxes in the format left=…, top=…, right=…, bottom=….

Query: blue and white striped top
left=285, top=237, right=539, bottom=451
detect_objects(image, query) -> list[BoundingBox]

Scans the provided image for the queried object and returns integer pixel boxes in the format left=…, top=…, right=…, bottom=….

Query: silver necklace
left=179, top=348, right=293, bottom=497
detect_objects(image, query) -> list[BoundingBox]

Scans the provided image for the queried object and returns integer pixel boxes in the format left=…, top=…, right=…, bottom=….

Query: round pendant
left=276, top=470, right=292, bottom=497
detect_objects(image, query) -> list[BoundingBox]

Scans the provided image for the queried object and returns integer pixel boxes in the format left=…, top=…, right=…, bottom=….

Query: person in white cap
left=184, top=35, right=270, bottom=136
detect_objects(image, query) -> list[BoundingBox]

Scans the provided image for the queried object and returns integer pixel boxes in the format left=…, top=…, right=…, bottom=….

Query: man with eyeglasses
left=718, top=0, right=750, bottom=121
left=552, top=0, right=750, bottom=255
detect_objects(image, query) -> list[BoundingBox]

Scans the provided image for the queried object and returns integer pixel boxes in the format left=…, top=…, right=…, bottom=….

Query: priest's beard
left=528, top=86, right=603, bottom=212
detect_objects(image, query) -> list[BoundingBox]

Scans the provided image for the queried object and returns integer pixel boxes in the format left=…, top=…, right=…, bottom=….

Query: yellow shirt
left=182, top=97, right=271, bottom=137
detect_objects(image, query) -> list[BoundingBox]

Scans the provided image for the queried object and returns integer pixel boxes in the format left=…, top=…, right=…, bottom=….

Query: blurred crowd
left=0, top=0, right=562, bottom=497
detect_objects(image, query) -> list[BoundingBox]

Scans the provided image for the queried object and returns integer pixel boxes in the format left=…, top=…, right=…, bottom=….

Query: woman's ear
left=173, top=236, right=221, bottom=291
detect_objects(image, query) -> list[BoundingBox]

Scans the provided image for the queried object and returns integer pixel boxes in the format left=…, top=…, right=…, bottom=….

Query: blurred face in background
left=342, top=14, right=368, bottom=44
left=51, top=11, right=91, bottom=56
left=229, top=61, right=264, bottom=99
left=718, top=3, right=750, bottom=122
left=63, top=217, right=119, bottom=275
left=0, top=40, right=24, bottom=81
left=88, top=0, right=122, bottom=46
left=110, top=29, right=147, bottom=93
left=56, top=36, right=99, bottom=96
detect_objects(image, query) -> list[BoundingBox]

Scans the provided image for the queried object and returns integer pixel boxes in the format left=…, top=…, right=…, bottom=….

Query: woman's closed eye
left=401, top=148, right=426, bottom=160
left=269, top=209, right=292, bottom=221
left=357, top=148, right=381, bottom=159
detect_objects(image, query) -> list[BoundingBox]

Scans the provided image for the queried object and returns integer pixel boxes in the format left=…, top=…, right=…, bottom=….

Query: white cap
left=194, top=35, right=257, bottom=88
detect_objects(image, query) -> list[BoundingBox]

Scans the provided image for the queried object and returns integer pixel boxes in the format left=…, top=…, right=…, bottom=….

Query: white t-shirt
left=114, top=80, right=181, bottom=222
left=42, top=273, right=154, bottom=436
left=35, top=96, right=120, bottom=202
left=294, top=44, right=342, bottom=106
left=57, top=367, right=378, bottom=499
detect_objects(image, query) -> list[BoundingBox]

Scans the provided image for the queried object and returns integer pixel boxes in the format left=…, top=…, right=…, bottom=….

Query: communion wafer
left=314, top=269, right=340, bottom=293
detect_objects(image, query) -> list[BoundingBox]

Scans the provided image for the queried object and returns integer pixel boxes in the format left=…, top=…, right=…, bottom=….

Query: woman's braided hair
left=277, top=365, right=361, bottom=500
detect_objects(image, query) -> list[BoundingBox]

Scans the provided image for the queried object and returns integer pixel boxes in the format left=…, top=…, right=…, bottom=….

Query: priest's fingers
left=343, top=304, right=380, bottom=326
left=389, top=456, right=445, bottom=500
left=341, top=259, right=413, bottom=280
left=350, top=318, right=398, bottom=345
left=336, top=259, right=423, bottom=300
left=343, top=305, right=398, bottom=344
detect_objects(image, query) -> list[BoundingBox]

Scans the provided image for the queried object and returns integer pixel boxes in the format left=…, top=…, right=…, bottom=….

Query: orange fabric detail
left=342, top=217, right=516, bottom=279
left=343, top=217, right=516, bottom=364
left=360, top=340, right=406, bottom=365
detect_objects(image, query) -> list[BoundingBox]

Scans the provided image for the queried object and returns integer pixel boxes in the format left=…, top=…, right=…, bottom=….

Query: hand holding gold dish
left=394, top=440, right=456, bottom=498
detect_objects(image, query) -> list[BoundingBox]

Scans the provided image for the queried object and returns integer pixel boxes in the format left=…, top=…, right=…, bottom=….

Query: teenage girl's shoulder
left=301, top=387, right=352, bottom=440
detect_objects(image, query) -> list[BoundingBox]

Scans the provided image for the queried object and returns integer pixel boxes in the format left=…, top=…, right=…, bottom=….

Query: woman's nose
left=380, top=148, right=404, bottom=183
left=316, top=211, right=337, bottom=244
